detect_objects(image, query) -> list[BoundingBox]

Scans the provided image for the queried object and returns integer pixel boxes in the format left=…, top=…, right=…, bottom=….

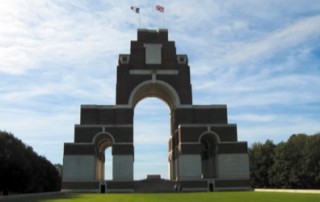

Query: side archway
left=199, top=131, right=220, bottom=179
left=93, top=132, right=114, bottom=181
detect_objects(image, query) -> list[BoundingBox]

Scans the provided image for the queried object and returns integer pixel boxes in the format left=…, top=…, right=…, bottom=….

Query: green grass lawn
left=4, top=192, right=320, bottom=202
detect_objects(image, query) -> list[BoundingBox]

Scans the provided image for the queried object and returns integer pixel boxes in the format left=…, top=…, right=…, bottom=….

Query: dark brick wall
left=180, top=180, right=207, bottom=189
left=218, top=142, right=248, bottom=154
left=116, top=29, right=192, bottom=105
left=179, top=143, right=201, bottom=154
left=74, top=126, right=102, bottom=143
left=112, top=144, right=134, bottom=155
left=64, top=143, right=95, bottom=155
left=107, top=181, right=134, bottom=190
left=178, top=126, right=207, bottom=142
left=62, top=181, right=99, bottom=190
left=211, top=125, right=238, bottom=142
left=215, top=179, right=251, bottom=188
left=80, top=106, right=133, bottom=125
left=74, top=126, right=133, bottom=143
left=177, top=124, right=237, bottom=143
left=173, top=106, right=228, bottom=128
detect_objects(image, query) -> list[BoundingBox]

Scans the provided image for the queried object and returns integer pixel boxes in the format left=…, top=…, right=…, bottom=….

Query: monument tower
left=62, top=29, right=250, bottom=192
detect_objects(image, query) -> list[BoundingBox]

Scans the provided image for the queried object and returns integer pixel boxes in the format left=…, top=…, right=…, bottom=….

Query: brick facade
left=62, top=29, right=251, bottom=192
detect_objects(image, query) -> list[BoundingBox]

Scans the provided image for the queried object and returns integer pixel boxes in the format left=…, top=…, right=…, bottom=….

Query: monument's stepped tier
left=134, top=178, right=176, bottom=193
left=116, top=29, right=192, bottom=106
left=62, top=29, right=251, bottom=193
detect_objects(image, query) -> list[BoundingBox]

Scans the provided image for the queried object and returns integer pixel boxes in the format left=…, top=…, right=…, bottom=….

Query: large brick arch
left=128, top=80, right=180, bottom=110
left=62, top=29, right=250, bottom=192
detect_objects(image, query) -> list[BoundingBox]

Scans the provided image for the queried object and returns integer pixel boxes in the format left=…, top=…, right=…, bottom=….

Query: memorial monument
left=62, top=29, right=250, bottom=192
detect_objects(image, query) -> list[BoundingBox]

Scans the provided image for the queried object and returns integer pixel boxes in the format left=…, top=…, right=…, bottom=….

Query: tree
left=55, top=163, right=63, bottom=178
left=249, top=140, right=275, bottom=188
left=274, top=134, right=309, bottom=188
left=250, top=133, right=320, bottom=189
left=0, top=131, right=61, bottom=195
left=305, top=133, right=320, bottom=188
left=269, top=134, right=314, bottom=188
left=0, top=131, right=33, bottom=194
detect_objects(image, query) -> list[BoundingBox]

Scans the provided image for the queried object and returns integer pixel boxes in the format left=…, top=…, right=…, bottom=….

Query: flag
left=131, top=6, right=140, bottom=14
left=156, top=5, right=164, bottom=13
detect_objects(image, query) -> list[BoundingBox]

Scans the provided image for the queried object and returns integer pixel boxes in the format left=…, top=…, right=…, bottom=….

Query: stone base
left=62, top=181, right=99, bottom=192
left=62, top=178, right=251, bottom=193
left=106, top=181, right=135, bottom=193
left=214, top=179, right=252, bottom=191
left=179, top=180, right=208, bottom=192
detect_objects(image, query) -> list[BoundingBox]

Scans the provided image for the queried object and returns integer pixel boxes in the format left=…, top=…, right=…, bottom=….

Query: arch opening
left=93, top=133, right=114, bottom=181
left=134, top=98, right=171, bottom=180
left=129, top=80, right=180, bottom=110
left=200, top=132, right=220, bottom=179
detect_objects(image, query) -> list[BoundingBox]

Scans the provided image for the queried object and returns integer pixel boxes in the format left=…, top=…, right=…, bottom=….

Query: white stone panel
left=113, top=155, right=133, bottom=181
left=178, top=154, right=202, bottom=180
left=173, top=158, right=178, bottom=180
left=168, top=160, right=174, bottom=180
left=63, top=155, right=96, bottom=181
left=216, top=154, right=250, bottom=179
left=144, top=44, right=162, bottom=64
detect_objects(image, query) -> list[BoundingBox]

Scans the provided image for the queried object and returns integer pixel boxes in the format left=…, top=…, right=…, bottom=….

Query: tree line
left=0, top=131, right=61, bottom=195
left=1, top=130, right=320, bottom=194
left=249, top=133, right=320, bottom=189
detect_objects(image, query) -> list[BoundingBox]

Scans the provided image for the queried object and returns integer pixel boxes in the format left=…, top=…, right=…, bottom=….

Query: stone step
left=134, top=179, right=176, bottom=193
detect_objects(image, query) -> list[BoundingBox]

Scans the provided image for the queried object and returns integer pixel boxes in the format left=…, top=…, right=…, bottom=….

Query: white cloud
left=237, top=116, right=320, bottom=146
left=193, top=73, right=320, bottom=110
left=0, top=1, right=134, bottom=74
left=223, top=15, right=320, bottom=65
left=230, top=114, right=275, bottom=123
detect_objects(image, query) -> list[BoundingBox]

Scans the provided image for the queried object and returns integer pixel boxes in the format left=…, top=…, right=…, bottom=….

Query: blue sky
left=1, top=0, right=320, bottom=180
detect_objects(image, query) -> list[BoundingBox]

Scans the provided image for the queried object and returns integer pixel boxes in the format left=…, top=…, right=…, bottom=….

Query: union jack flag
left=156, top=5, right=164, bottom=13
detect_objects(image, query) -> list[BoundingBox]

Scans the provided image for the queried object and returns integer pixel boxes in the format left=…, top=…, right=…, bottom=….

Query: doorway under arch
left=134, top=98, right=170, bottom=180
left=93, top=132, right=114, bottom=181
left=200, top=132, right=220, bottom=179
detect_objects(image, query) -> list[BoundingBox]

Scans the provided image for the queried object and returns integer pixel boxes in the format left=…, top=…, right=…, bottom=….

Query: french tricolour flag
left=131, top=6, right=140, bottom=14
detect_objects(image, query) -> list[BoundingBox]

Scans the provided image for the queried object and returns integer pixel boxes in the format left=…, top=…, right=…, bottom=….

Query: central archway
left=134, top=98, right=170, bottom=180
left=129, top=80, right=179, bottom=180
left=129, top=80, right=181, bottom=110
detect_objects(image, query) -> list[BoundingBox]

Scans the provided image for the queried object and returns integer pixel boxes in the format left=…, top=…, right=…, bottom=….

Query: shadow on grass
left=2, top=191, right=320, bottom=202
left=0, top=192, right=82, bottom=202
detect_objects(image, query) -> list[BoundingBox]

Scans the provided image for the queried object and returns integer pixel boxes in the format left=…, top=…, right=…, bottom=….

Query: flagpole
left=163, top=4, right=165, bottom=28
left=163, top=11, right=166, bottom=28
left=156, top=5, right=165, bottom=28
left=131, top=6, right=140, bottom=29
left=139, top=13, right=141, bottom=28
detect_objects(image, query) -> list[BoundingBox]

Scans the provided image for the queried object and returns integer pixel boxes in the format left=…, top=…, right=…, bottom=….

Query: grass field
left=3, top=192, right=320, bottom=202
